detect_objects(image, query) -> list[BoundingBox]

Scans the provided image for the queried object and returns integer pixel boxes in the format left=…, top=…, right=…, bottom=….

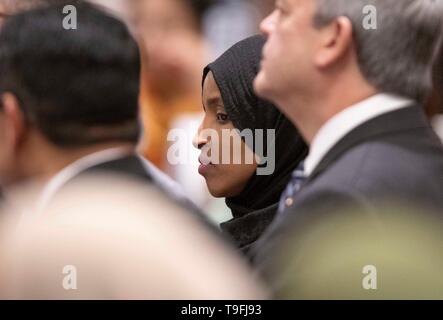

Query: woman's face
left=194, top=72, right=258, bottom=198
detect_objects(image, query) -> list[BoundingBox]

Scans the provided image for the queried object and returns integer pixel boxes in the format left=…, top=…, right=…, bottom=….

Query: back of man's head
left=0, top=0, right=77, bottom=15
left=0, top=0, right=141, bottom=146
left=314, top=0, right=443, bottom=103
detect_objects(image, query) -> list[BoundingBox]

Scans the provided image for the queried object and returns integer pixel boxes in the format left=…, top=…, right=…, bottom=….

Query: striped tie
left=277, top=161, right=306, bottom=215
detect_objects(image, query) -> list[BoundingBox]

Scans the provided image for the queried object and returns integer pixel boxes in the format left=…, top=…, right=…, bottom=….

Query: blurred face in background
left=194, top=72, right=257, bottom=198
left=129, top=0, right=206, bottom=91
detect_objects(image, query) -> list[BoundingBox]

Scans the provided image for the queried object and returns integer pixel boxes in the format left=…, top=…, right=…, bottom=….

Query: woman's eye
left=216, top=113, right=230, bottom=123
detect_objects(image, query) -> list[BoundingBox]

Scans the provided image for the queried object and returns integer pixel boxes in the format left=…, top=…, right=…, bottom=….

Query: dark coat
left=253, top=105, right=443, bottom=270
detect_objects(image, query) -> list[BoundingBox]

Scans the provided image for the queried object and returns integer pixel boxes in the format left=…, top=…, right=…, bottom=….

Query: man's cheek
left=266, top=37, right=280, bottom=59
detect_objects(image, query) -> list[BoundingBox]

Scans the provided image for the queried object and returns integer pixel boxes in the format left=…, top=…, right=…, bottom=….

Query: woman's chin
left=206, top=182, right=242, bottom=198
left=207, top=185, right=228, bottom=198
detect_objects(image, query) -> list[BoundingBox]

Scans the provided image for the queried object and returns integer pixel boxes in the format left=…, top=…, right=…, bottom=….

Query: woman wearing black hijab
left=194, top=35, right=307, bottom=253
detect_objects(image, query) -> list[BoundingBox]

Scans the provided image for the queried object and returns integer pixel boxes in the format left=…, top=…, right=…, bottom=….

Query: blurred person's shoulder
left=1, top=174, right=268, bottom=299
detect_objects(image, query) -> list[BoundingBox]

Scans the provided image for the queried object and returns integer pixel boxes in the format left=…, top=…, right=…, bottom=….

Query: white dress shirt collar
left=304, top=93, right=414, bottom=177
left=36, top=147, right=132, bottom=213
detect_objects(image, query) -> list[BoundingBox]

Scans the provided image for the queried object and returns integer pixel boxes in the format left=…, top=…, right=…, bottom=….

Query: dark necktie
left=277, top=161, right=307, bottom=215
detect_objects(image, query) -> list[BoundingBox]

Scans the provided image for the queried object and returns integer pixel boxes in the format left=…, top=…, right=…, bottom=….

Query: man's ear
left=1, top=93, right=26, bottom=153
left=314, top=17, right=354, bottom=68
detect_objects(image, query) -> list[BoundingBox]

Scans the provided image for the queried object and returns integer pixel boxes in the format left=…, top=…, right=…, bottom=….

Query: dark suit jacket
left=253, top=105, right=443, bottom=270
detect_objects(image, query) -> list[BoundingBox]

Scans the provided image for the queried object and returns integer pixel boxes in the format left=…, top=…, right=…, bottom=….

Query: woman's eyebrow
left=205, top=96, right=223, bottom=108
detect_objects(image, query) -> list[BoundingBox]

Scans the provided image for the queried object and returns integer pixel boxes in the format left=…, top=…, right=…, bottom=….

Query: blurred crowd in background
left=86, top=0, right=278, bottom=222
left=90, top=0, right=443, bottom=222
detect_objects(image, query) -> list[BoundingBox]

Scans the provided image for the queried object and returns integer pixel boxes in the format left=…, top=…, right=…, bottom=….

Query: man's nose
left=260, top=10, right=277, bottom=36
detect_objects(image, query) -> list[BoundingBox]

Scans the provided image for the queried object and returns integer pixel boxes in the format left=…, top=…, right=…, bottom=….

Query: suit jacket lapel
left=306, top=105, right=428, bottom=184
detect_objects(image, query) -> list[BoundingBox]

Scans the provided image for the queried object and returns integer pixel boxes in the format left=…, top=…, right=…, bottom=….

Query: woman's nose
left=192, top=126, right=208, bottom=150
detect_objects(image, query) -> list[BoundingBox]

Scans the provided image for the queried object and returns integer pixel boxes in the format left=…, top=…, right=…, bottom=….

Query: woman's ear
left=1, top=93, right=26, bottom=153
left=314, top=17, right=354, bottom=68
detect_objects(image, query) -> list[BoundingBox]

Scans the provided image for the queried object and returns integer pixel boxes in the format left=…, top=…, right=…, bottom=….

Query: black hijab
left=203, top=35, right=308, bottom=251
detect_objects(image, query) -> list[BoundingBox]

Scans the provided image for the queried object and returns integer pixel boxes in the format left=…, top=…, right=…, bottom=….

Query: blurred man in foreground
left=0, top=176, right=267, bottom=299
left=0, top=1, right=201, bottom=218
left=0, top=0, right=69, bottom=202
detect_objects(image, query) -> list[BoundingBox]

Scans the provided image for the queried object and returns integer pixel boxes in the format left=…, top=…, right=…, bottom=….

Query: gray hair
left=314, top=0, right=443, bottom=102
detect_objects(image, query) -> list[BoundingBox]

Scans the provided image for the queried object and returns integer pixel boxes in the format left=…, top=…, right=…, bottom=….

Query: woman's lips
left=198, top=163, right=213, bottom=176
left=198, top=156, right=214, bottom=176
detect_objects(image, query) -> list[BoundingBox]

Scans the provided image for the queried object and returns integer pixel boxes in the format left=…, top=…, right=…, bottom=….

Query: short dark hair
left=0, top=0, right=71, bottom=15
left=0, top=0, right=141, bottom=146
